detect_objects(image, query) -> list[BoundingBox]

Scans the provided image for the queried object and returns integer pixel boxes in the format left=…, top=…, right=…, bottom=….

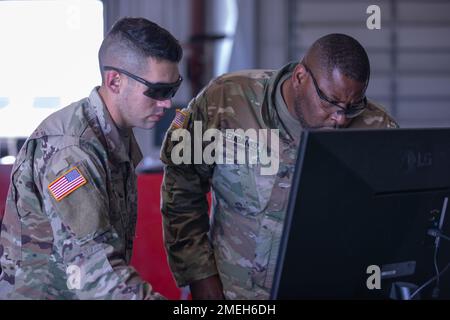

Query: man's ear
left=104, top=70, right=121, bottom=94
left=292, top=63, right=307, bottom=89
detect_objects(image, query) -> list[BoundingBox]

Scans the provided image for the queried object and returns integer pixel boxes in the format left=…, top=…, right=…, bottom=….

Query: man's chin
left=136, top=122, right=157, bottom=130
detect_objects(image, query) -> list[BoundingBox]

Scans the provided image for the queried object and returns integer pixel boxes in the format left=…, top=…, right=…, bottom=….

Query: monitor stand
left=389, top=282, right=420, bottom=300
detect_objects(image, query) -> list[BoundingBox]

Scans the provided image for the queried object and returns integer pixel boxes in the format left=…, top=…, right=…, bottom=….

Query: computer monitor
left=271, top=128, right=450, bottom=299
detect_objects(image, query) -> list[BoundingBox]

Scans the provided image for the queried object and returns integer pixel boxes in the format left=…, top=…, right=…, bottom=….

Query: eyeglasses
left=103, top=66, right=182, bottom=101
left=302, top=63, right=367, bottom=118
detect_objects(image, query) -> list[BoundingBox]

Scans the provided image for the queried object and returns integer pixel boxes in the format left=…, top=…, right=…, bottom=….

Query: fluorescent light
left=0, top=156, right=16, bottom=165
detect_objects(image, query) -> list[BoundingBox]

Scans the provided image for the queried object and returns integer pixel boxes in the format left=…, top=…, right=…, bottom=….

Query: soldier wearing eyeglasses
left=0, top=17, right=182, bottom=299
left=161, top=33, right=398, bottom=300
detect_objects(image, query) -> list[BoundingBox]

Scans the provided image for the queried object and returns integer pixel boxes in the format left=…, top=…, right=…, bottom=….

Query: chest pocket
left=212, top=130, right=277, bottom=216
left=213, top=163, right=276, bottom=216
left=251, top=161, right=296, bottom=290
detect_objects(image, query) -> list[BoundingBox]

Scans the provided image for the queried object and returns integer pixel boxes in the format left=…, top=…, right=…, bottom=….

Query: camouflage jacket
left=0, top=88, right=162, bottom=299
left=161, top=62, right=398, bottom=299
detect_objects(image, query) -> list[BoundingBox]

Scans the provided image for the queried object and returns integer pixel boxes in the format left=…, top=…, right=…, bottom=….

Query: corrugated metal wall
left=288, top=0, right=450, bottom=128
left=99, top=0, right=450, bottom=157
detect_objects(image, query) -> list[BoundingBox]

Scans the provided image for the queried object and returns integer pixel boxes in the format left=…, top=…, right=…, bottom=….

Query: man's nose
left=330, top=111, right=346, bottom=127
left=156, top=99, right=172, bottom=109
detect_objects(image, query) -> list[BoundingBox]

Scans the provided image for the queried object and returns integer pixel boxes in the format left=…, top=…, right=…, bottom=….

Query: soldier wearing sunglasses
left=161, top=33, right=398, bottom=300
left=0, top=17, right=182, bottom=299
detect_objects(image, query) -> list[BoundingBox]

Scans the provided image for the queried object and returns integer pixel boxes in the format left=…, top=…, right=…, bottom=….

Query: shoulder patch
left=48, top=167, right=87, bottom=202
left=171, top=109, right=190, bottom=129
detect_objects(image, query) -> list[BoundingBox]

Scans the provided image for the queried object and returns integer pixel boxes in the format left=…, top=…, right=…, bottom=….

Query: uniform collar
left=88, top=87, right=143, bottom=167
left=261, top=62, right=298, bottom=143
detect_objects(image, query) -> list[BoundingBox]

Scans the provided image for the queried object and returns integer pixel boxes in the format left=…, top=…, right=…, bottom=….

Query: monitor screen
left=272, top=128, right=450, bottom=299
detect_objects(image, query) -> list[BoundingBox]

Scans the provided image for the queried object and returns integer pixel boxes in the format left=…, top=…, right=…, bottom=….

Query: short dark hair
left=98, top=17, right=183, bottom=81
left=311, top=33, right=370, bottom=83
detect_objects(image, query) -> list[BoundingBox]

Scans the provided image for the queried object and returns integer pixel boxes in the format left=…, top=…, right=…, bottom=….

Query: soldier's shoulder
left=217, top=69, right=274, bottom=81
left=212, top=69, right=273, bottom=90
left=191, top=69, right=272, bottom=114
left=32, top=98, right=90, bottom=140
left=349, top=100, right=399, bottom=129
left=195, top=69, right=272, bottom=98
left=23, top=98, right=107, bottom=164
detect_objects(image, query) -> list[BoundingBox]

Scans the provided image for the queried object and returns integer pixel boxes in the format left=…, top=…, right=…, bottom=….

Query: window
left=0, top=0, right=104, bottom=138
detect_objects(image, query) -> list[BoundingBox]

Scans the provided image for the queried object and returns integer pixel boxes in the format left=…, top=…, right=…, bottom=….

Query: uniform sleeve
left=42, top=144, right=163, bottom=300
left=160, top=93, right=219, bottom=287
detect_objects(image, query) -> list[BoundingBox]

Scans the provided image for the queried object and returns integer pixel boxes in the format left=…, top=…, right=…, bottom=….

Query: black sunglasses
left=103, top=66, right=182, bottom=101
left=302, top=63, right=367, bottom=118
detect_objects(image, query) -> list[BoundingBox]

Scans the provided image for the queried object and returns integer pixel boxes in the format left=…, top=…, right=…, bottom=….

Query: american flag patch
left=171, top=109, right=189, bottom=129
left=48, top=167, right=87, bottom=202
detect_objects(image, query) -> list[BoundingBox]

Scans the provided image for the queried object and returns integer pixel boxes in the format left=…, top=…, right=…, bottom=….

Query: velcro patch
left=171, top=109, right=190, bottom=129
left=48, top=167, right=87, bottom=202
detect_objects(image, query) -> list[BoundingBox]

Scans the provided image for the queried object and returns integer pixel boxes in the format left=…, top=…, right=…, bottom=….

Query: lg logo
left=366, top=5, right=381, bottom=30
left=402, top=151, right=433, bottom=173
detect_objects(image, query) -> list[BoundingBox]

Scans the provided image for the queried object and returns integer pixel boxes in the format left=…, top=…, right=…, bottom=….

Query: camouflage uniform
left=161, top=62, right=398, bottom=299
left=0, top=88, right=163, bottom=299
